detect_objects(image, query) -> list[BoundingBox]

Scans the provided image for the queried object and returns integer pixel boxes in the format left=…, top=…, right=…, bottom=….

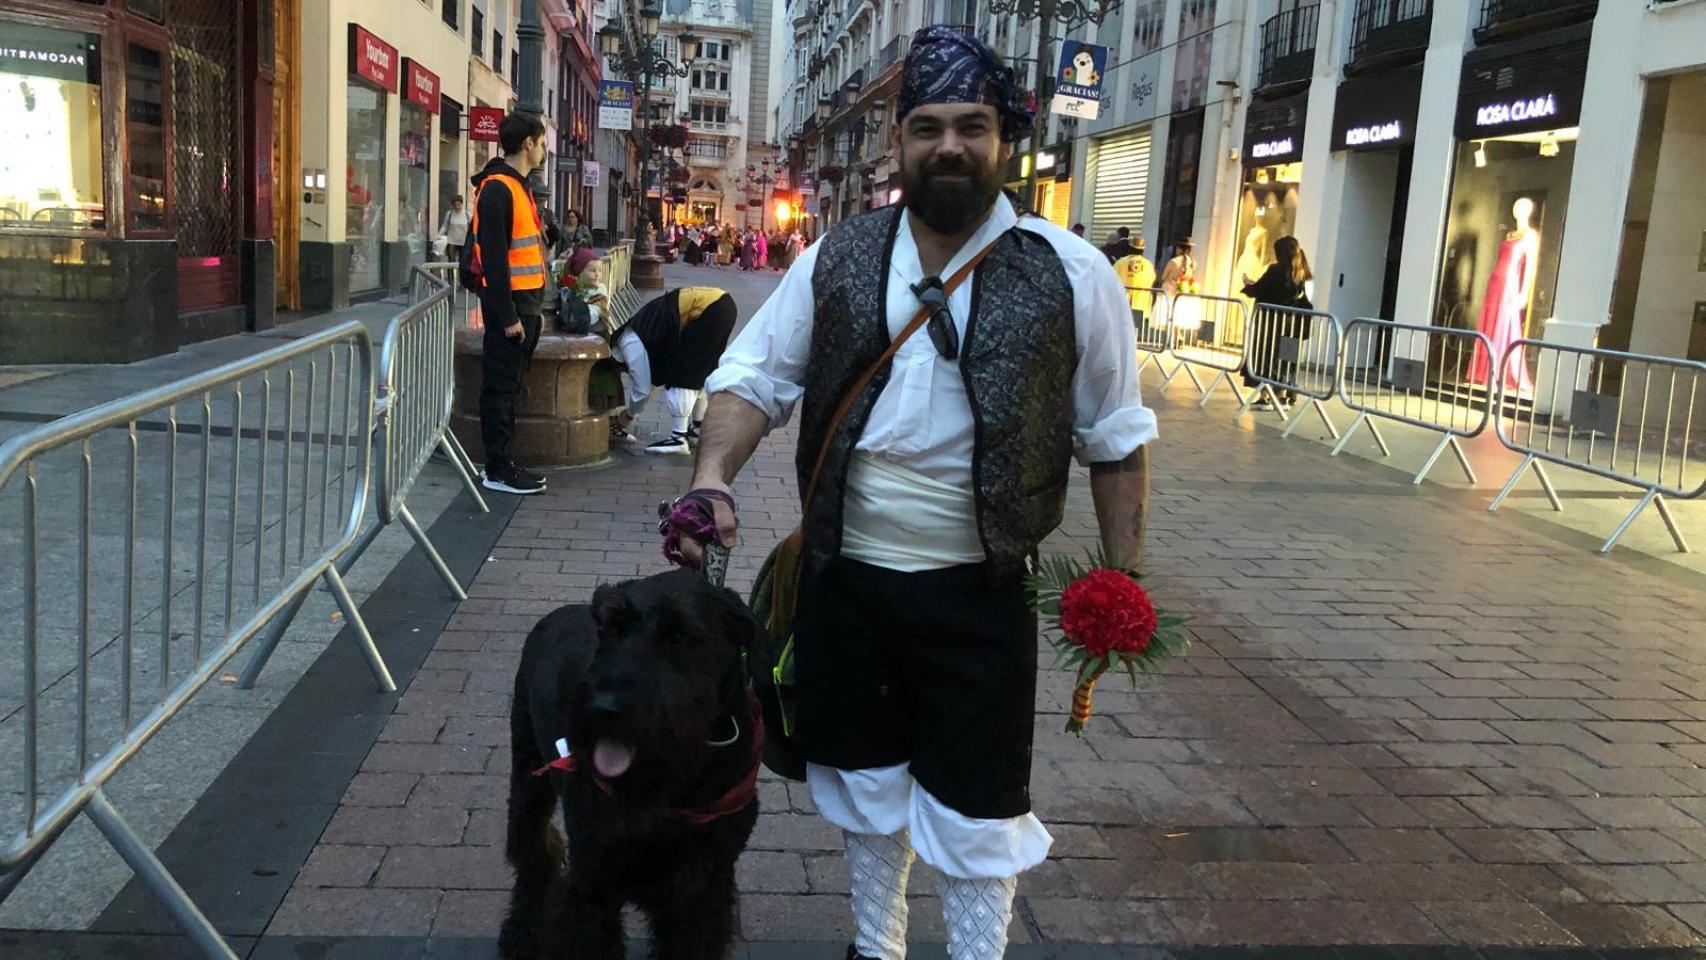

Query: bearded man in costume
left=668, top=27, right=1156, bottom=960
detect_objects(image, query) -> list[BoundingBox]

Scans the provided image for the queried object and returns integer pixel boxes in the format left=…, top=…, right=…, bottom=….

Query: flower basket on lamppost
left=817, top=164, right=845, bottom=185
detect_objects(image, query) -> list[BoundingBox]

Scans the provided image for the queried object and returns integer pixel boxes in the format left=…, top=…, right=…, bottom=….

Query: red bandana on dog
left=532, top=693, right=764, bottom=825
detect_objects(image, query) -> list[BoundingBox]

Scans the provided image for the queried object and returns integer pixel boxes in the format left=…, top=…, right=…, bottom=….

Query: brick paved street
left=10, top=262, right=1706, bottom=959
left=245, top=260, right=1706, bottom=953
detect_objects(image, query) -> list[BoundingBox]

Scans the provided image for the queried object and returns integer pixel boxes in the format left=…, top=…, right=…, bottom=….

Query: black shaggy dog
left=500, top=568, right=762, bottom=960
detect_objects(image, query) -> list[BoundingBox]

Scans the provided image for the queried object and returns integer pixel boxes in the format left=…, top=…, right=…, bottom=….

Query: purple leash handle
left=658, top=489, right=737, bottom=581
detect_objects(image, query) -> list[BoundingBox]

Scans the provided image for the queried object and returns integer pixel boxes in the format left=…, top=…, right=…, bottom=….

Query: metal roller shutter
left=1088, top=127, right=1152, bottom=245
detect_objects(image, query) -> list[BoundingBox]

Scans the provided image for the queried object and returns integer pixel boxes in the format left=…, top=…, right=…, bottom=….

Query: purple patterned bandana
left=897, top=26, right=1034, bottom=143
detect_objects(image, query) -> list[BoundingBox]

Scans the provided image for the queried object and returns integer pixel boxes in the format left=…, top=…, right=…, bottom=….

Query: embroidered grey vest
left=797, top=206, right=1077, bottom=585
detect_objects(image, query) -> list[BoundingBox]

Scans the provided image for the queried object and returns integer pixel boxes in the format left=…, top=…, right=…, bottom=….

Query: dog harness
left=532, top=692, right=764, bottom=826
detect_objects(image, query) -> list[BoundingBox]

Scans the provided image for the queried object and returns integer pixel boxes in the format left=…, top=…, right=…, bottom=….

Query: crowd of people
left=663, top=221, right=810, bottom=272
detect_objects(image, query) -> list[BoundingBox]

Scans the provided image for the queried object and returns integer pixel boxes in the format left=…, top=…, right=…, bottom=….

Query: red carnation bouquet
left=1029, top=550, right=1186, bottom=734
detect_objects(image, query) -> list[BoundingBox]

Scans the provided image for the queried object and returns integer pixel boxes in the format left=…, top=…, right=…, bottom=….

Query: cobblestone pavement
left=254, top=261, right=1706, bottom=950
left=33, top=260, right=1706, bottom=955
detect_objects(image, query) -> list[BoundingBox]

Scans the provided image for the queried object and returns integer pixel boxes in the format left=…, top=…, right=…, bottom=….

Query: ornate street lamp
left=601, top=10, right=697, bottom=236
left=985, top=0, right=1119, bottom=214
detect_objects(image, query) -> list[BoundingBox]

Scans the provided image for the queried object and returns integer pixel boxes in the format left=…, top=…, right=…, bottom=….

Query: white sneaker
left=645, top=432, right=692, bottom=456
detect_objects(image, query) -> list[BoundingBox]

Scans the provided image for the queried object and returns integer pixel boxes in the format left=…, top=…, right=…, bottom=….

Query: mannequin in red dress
left=1468, top=198, right=1539, bottom=393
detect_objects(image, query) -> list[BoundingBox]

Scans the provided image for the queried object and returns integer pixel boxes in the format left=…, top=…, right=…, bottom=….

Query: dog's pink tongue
left=593, top=739, right=634, bottom=778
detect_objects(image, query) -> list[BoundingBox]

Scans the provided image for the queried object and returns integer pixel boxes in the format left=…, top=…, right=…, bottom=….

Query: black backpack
left=457, top=226, right=483, bottom=294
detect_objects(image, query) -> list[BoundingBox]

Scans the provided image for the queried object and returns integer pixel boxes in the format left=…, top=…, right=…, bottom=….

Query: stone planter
left=633, top=253, right=665, bottom=289
left=451, top=329, right=613, bottom=469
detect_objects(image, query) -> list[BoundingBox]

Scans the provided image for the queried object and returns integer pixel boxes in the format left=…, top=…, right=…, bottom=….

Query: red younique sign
left=403, top=58, right=440, bottom=111
left=348, top=24, right=398, bottom=92
left=470, top=107, right=504, bottom=143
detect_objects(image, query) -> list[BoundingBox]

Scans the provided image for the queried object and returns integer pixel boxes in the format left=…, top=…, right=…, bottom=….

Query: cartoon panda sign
left=1053, top=40, right=1108, bottom=120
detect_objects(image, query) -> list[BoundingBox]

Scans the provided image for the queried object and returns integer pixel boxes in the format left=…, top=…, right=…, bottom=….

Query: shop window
left=400, top=102, right=433, bottom=268
left=1234, top=163, right=1303, bottom=295
left=346, top=83, right=388, bottom=293
left=0, top=22, right=105, bottom=232
left=128, top=0, right=167, bottom=22
left=1433, top=128, right=1579, bottom=395
left=126, top=42, right=169, bottom=234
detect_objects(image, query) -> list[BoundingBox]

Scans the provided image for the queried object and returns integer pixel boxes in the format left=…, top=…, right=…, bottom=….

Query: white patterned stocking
left=844, top=829, right=915, bottom=960
left=942, top=874, right=1018, bottom=960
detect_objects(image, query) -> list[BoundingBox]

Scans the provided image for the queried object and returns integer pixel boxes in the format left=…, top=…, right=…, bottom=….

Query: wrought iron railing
left=1259, top=4, right=1319, bottom=90
left=1350, top=0, right=1433, bottom=64
left=687, top=139, right=728, bottom=159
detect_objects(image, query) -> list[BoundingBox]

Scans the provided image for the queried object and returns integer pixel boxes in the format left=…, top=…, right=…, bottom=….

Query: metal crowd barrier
left=1488, top=339, right=1705, bottom=554
left=0, top=322, right=379, bottom=958
left=1126, top=286, right=1175, bottom=379
left=1239, top=304, right=1344, bottom=440
left=236, top=267, right=488, bottom=688
left=1331, top=319, right=1492, bottom=486
left=605, top=240, right=644, bottom=328
left=1166, top=293, right=1251, bottom=408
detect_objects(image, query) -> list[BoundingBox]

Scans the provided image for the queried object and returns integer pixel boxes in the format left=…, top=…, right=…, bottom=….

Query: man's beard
left=901, top=154, right=1003, bottom=235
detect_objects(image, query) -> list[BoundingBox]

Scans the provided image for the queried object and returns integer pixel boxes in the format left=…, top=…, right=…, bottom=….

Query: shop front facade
left=0, top=0, right=282, bottom=363
left=1265, top=0, right=1705, bottom=398
left=298, top=0, right=469, bottom=311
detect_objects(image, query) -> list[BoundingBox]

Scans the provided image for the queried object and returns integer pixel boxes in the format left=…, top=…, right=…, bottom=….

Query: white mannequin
left=1236, top=225, right=1270, bottom=289
left=1507, top=197, right=1539, bottom=305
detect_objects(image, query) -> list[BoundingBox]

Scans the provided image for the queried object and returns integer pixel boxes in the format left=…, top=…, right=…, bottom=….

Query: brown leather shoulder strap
left=800, top=230, right=1007, bottom=515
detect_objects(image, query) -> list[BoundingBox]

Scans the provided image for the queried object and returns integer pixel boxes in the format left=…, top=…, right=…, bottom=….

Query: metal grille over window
left=170, top=0, right=238, bottom=259
left=1089, top=128, right=1151, bottom=248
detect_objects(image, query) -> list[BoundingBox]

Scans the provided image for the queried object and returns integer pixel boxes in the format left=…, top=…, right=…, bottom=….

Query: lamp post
left=599, top=5, right=695, bottom=238
left=984, top=0, right=1118, bottom=213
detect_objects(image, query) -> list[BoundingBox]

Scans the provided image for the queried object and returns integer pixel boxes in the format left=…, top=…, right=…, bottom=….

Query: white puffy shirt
left=704, top=194, right=1158, bottom=487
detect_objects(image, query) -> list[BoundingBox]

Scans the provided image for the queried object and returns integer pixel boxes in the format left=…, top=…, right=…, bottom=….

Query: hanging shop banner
left=1331, top=64, right=1422, bottom=152
left=599, top=80, right=634, bottom=131
left=1242, top=91, right=1307, bottom=166
left=1454, top=23, right=1589, bottom=140
left=402, top=58, right=439, bottom=112
left=470, top=106, right=504, bottom=142
left=1052, top=40, right=1108, bottom=120
left=348, top=24, right=398, bottom=92
left=582, top=161, right=602, bottom=188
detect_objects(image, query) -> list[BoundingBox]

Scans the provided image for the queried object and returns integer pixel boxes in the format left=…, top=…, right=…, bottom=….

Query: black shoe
left=687, top=421, right=702, bottom=442
left=482, top=461, right=547, bottom=495
left=645, top=432, right=692, bottom=456
left=845, top=947, right=878, bottom=960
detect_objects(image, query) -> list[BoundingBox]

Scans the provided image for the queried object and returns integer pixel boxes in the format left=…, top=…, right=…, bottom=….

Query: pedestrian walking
left=466, top=113, right=551, bottom=495
left=607, top=286, right=739, bottom=456
left=1240, top=234, right=1314, bottom=410
left=1113, top=237, right=1157, bottom=320
left=1159, top=236, right=1196, bottom=299
left=561, top=209, right=594, bottom=252
left=663, top=26, right=1155, bottom=960
left=1099, top=225, right=1134, bottom=263
left=439, top=195, right=471, bottom=263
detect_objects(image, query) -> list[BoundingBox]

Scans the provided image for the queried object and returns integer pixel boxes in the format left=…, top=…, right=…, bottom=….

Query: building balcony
left=1258, top=4, right=1319, bottom=93
left=1349, top=0, right=1434, bottom=72
left=690, top=86, right=733, bottom=100
left=1476, top=0, right=1598, bottom=43
left=878, top=35, right=907, bottom=72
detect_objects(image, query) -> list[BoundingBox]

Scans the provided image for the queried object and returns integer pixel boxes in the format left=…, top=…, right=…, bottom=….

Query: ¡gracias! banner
left=1052, top=40, right=1108, bottom=121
